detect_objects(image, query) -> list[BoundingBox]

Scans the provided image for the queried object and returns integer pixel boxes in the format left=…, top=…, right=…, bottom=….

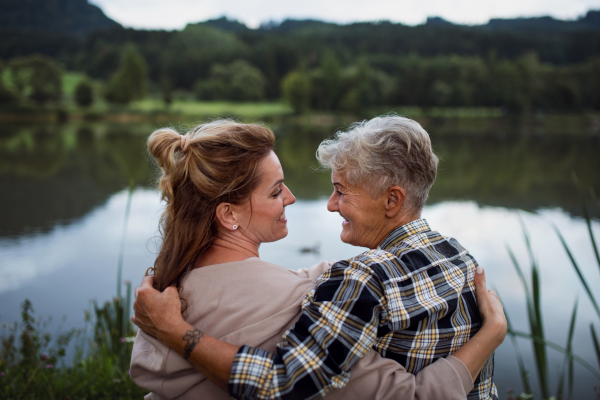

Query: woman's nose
left=284, top=185, right=296, bottom=205
left=327, top=192, right=338, bottom=212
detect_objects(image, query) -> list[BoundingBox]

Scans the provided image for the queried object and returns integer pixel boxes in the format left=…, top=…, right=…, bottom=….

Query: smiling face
left=238, top=151, right=296, bottom=244
left=327, top=170, right=390, bottom=249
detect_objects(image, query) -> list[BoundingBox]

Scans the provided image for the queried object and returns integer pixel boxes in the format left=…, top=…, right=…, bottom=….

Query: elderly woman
left=132, top=116, right=505, bottom=400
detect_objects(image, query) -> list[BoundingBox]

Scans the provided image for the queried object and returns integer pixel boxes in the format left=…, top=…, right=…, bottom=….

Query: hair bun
left=148, top=128, right=182, bottom=171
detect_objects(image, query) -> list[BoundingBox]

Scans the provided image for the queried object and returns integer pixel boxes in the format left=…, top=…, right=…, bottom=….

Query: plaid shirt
left=229, top=219, right=497, bottom=400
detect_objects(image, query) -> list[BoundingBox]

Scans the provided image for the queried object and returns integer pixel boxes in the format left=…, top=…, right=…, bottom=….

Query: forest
left=1, top=0, right=600, bottom=113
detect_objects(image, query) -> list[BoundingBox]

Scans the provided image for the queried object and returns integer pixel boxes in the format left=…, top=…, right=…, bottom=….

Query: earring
left=233, top=225, right=237, bottom=230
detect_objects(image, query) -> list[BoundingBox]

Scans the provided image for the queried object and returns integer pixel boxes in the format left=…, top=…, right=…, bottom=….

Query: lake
left=1, top=119, right=599, bottom=398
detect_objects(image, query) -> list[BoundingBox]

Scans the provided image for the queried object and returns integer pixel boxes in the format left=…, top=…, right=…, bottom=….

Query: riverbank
left=1, top=101, right=600, bottom=136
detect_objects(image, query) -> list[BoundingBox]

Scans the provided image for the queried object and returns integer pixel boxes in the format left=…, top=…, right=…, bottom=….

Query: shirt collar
left=377, top=218, right=431, bottom=250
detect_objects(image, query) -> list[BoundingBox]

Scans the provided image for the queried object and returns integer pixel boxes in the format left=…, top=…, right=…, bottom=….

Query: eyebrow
left=333, top=182, right=346, bottom=189
left=269, top=179, right=285, bottom=189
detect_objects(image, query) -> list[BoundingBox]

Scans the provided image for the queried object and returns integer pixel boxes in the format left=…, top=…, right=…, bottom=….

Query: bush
left=282, top=70, right=311, bottom=113
left=0, top=298, right=145, bottom=399
left=195, top=59, right=266, bottom=101
left=8, top=55, right=63, bottom=105
left=0, top=61, right=18, bottom=105
left=105, top=44, right=148, bottom=105
left=74, top=80, right=94, bottom=107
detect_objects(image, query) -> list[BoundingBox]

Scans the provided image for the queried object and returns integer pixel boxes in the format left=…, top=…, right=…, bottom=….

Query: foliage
left=309, top=52, right=343, bottom=110
left=0, top=61, right=18, bottom=105
left=504, top=189, right=600, bottom=399
left=166, top=24, right=248, bottom=89
left=0, top=0, right=120, bottom=36
left=105, top=44, right=148, bottom=105
left=0, top=298, right=144, bottom=399
left=282, top=69, right=311, bottom=113
left=7, top=55, right=63, bottom=105
left=507, top=219, right=549, bottom=399
left=553, top=184, right=600, bottom=372
left=195, top=59, right=266, bottom=101
left=74, top=79, right=93, bottom=107
left=3, top=9, right=600, bottom=112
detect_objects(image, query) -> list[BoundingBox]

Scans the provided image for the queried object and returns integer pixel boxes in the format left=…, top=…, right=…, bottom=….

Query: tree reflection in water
left=1, top=121, right=599, bottom=239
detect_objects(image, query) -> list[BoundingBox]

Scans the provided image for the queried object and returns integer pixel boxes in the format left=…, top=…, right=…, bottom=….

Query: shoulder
left=317, top=249, right=396, bottom=290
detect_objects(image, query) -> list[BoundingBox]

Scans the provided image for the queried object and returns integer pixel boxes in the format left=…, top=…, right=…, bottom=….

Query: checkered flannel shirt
left=229, top=219, right=498, bottom=400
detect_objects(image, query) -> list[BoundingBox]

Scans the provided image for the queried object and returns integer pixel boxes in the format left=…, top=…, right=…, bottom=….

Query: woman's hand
left=451, top=266, right=507, bottom=382
left=132, top=276, right=187, bottom=343
left=473, top=265, right=507, bottom=347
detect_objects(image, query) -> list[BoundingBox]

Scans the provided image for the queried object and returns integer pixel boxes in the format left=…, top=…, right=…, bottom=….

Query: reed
left=505, top=186, right=600, bottom=399
left=0, top=183, right=141, bottom=398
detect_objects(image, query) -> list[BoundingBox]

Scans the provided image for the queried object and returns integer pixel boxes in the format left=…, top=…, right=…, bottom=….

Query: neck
left=194, top=232, right=260, bottom=268
left=373, top=213, right=420, bottom=249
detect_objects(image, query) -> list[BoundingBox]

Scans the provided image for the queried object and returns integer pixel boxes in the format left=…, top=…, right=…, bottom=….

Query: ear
left=215, top=202, right=240, bottom=231
left=384, top=186, right=405, bottom=218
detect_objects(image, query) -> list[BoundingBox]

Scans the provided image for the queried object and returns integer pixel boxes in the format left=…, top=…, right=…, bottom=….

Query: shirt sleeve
left=320, top=351, right=473, bottom=400
left=228, top=259, right=388, bottom=400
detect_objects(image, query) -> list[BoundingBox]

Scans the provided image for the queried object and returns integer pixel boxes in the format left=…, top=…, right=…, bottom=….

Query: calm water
left=1, top=120, right=599, bottom=398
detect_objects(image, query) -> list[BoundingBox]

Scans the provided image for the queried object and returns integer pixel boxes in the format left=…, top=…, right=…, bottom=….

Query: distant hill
left=258, top=10, right=600, bottom=32
left=260, top=19, right=336, bottom=32
left=423, top=11, right=600, bottom=31
left=0, top=0, right=121, bottom=35
left=200, top=17, right=250, bottom=33
left=481, top=10, right=600, bottom=31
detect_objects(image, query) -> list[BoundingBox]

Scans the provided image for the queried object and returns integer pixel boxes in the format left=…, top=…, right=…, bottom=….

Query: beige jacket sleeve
left=326, top=351, right=472, bottom=400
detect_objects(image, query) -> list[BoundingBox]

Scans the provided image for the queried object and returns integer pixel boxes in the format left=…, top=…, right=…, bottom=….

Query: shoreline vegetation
left=1, top=71, right=599, bottom=135
left=2, top=101, right=600, bottom=137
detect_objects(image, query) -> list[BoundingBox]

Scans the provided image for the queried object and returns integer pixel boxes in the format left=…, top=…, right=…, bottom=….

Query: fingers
left=135, top=276, right=153, bottom=301
left=473, top=265, right=486, bottom=291
left=141, top=275, right=154, bottom=288
left=474, top=265, right=492, bottom=311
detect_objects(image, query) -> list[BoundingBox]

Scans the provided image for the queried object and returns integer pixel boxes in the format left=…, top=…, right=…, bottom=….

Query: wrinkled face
left=239, top=151, right=296, bottom=244
left=326, top=170, right=388, bottom=249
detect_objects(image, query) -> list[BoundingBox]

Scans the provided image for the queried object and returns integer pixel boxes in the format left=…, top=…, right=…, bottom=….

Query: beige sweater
left=130, top=258, right=473, bottom=400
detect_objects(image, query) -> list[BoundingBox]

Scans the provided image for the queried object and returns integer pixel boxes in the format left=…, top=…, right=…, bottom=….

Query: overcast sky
left=89, top=0, right=600, bottom=30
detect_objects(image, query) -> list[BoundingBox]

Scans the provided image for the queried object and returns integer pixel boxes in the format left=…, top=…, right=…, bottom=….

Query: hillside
left=0, top=0, right=120, bottom=35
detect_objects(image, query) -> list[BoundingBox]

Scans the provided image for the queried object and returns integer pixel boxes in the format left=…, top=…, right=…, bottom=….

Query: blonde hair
left=317, top=115, right=438, bottom=215
left=148, top=120, right=275, bottom=291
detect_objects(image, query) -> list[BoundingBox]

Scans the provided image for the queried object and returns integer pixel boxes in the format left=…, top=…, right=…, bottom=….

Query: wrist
left=480, top=317, right=506, bottom=346
left=159, top=320, right=196, bottom=354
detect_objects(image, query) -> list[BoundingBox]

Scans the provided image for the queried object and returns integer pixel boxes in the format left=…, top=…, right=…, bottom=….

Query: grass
left=128, top=98, right=294, bottom=118
left=0, top=297, right=144, bottom=399
left=61, top=72, right=90, bottom=96
left=504, top=185, right=600, bottom=400
left=0, top=180, right=142, bottom=399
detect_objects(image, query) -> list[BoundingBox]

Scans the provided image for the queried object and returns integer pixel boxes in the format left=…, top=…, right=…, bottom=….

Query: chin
left=340, top=232, right=353, bottom=245
left=272, top=229, right=288, bottom=242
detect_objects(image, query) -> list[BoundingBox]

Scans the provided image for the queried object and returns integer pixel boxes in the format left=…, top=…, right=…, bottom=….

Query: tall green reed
left=0, top=182, right=140, bottom=398
left=505, top=187, right=600, bottom=399
left=116, top=178, right=135, bottom=300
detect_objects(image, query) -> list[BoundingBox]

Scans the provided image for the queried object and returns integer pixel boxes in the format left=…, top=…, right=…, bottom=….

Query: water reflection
left=0, top=123, right=154, bottom=237
left=1, top=122, right=599, bottom=239
left=1, top=121, right=599, bottom=398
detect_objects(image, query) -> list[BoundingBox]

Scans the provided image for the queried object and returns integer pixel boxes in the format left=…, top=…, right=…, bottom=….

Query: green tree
left=310, top=52, right=343, bottom=110
left=161, top=75, right=173, bottom=107
left=105, top=44, right=148, bottom=105
left=282, top=69, right=311, bottom=113
left=74, top=79, right=94, bottom=107
left=8, top=55, right=62, bottom=105
left=340, top=59, right=391, bottom=113
left=0, top=61, right=18, bottom=105
left=195, top=60, right=266, bottom=101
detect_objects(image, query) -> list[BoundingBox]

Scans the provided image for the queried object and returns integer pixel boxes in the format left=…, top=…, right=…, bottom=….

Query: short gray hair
left=316, top=115, right=439, bottom=215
